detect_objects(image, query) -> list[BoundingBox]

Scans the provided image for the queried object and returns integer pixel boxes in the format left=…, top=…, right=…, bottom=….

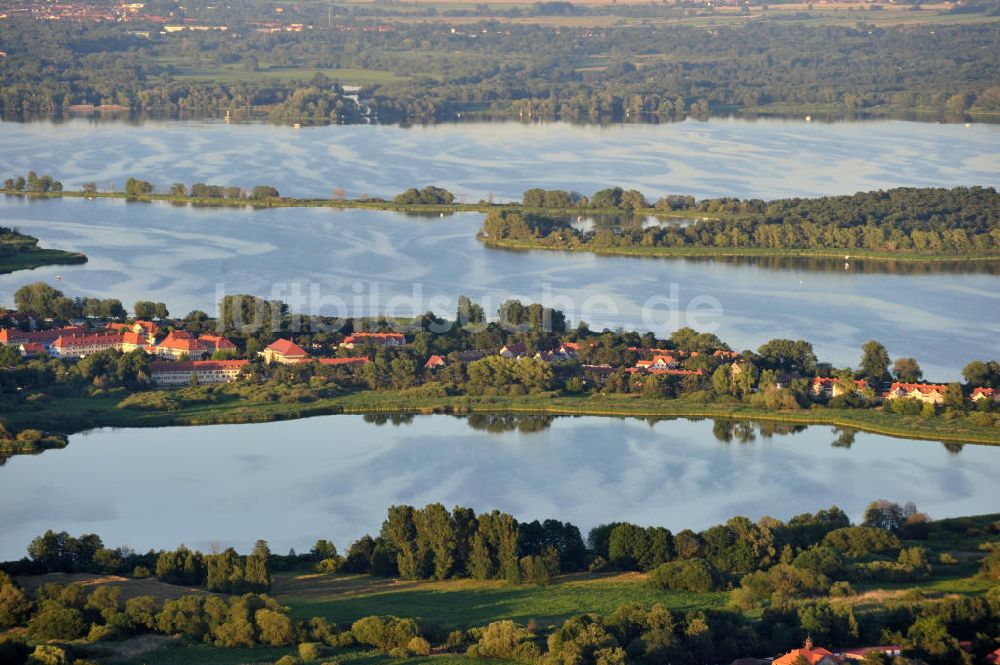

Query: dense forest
left=481, top=186, right=1000, bottom=255
left=1, top=501, right=999, bottom=664
left=1, top=10, right=999, bottom=122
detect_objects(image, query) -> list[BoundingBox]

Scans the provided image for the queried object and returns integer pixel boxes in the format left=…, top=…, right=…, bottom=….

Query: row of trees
left=2, top=171, right=63, bottom=194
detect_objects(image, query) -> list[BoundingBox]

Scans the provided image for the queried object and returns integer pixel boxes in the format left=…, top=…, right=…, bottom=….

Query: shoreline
left=6, top=392, right=999, bottom=448
left=5, top=189, right=998, bottom=266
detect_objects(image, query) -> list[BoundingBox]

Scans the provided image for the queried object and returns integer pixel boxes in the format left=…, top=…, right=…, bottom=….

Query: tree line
left=1, top=16, right=998, bottom=122
left=481, top=186, right=1000, bottom=255
left=2, top=501, right=1000, bottom=664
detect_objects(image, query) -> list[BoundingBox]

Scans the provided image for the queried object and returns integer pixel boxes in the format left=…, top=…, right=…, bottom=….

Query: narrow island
left=2, top=282, right=1000, bottom=460
left=6, top=172, right=998, bottom=264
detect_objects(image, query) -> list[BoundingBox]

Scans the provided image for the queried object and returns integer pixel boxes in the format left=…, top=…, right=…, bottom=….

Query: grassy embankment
left=4, top=391, right=1000, bottom=446
left=0, top=230, right=87, bottom=274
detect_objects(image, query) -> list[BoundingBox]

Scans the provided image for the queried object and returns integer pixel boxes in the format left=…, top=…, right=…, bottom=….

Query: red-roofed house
left=19, top=342, right=46, bottom=357
left=154, top=330, right=208, bottom=360
left=0, top=326, right=86, bottom=350
left=51, top=333, right=123, bottom=358
left=986, top=647, right=1000, bottom=664
left=198, top=334, right=237, bottom=355
left=499, top=343, right=527, bottom=359
left=340, top=332, right=406, bottom=349
left=120, top=330, right=149, bottom=352
left=149, top=360, right=248, bottom=385
left=424, top=355, right=447, bottom=370
left=972, top=387, right=998, bottom=403
left=882, top=382, right=948, bottom=404
left=261, top=338, right=309, bottom=364
left=811, top=377, right=869, bottom=398
left=773, top=638, right=841, bottom=665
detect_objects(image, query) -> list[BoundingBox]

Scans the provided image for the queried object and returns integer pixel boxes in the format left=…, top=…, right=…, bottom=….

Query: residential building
left=149, top=360, right=248, bottom=385
left=120, top=331, right=149, bottom=352
left=19, top=342, right=45, bottom=357
left=154, top=330, right=208, bottom=360
left=424, top=355, right=447, bottom=370
left=51, top=333, right=122, bottom=358
left=972, top=387, right=998, bottom=403
left=635, top=354, right=676, bottom=370
left=198, top=334, right=237, bottom=355
left=882, top=382, right=948, bottom=404
left=773, top=638, right=841, bottom=665
left=261, top=338, right=309, bottom=364
left=499, top=343, right=527, bottom=359
left=811, top=377, right=869, bottom=398
left=0, top=325, right=86, bottom=350
left=340, top=332, right=406, bottom=349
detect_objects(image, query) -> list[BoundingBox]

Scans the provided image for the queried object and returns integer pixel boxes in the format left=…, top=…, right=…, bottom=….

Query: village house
left=107, top=320, right=158, bottom=344
left=882, top=382, right=948, bottom=404
left=153, top=330, right=208, bottom=360
left=120, top=331, right=149, bottom=352
left=339, top=332, right=406, bottom=349
left=499, top=343, right=527, bottom=359
left=149, top=360, right=248, bottom=386
left=972, top=387, right=999, bottom=403
left=18, top=342, right=45, bottom=358
left=198, top=334, right=238, bottom=355
left=810, top=377, right=869, bottom=398
left=51, top=332, right=123, bottom=359
left=424, top=355, right=447, bottom=370
left=772, top=637, right=841, bottom=665
left=261, top=338, right=309, bottom=364
left=635, top=354, right=677, bottom=370
left=713, top=349, right=741, bottom=361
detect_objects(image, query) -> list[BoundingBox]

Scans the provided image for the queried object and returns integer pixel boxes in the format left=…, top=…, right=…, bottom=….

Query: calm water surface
left=1, top=117, right=998, bottom=200
left=1, top=197, right=998, bottom=379
left=0, top=415, right=994, bottom=560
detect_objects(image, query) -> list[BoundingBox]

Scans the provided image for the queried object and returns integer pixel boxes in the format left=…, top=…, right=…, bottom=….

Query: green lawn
left=119, top=644, right=518, bottom=665
left=273, top=572, right=729, bottom=629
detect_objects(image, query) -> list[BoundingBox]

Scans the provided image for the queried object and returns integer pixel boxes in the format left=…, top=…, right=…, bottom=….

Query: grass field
left=273, top=571, right=728, bottom=629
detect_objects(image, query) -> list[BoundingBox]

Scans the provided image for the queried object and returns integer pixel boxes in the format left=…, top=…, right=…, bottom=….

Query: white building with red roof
left=198, top=334, right=237, bottom=355
left=51, top=333, right=123, bottom=359
left=424, top=354, right=447, bottom=369
left=261, top=338, right=309, bottom=364
left=153, top=330, right=208, bottom=360
left=149, top=360, right=248, bottom=385
left=972, top=387, right=998, bottom=403
left=882, top=382, right=948, bottom=404
left=339, top=332, right=406, bottom=349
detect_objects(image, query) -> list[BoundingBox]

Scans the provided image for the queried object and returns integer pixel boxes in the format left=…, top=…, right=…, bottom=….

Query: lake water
left=2, top=196, right=998, bottom=380
left=1, top=117, right=998, bottom=201
left=0, top=415, right=994, bottom=560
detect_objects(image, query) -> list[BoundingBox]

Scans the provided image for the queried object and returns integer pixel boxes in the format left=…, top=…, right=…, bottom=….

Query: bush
left=350, top=616, right=421, bottom=651
left=27, top=644, right=69, bottom=665
left=647, top=558, right=718, bottom=592
left=407, top=636, right=432, bottom=656
left=28, top=607, right=87, bottom=640
left=298, top=642, right=325, bottom=662
left=275, top=657, right=301, bottom=665
left=467, top=620, right=540, bottom=662
left=939, top=552, right=958, bottom=565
